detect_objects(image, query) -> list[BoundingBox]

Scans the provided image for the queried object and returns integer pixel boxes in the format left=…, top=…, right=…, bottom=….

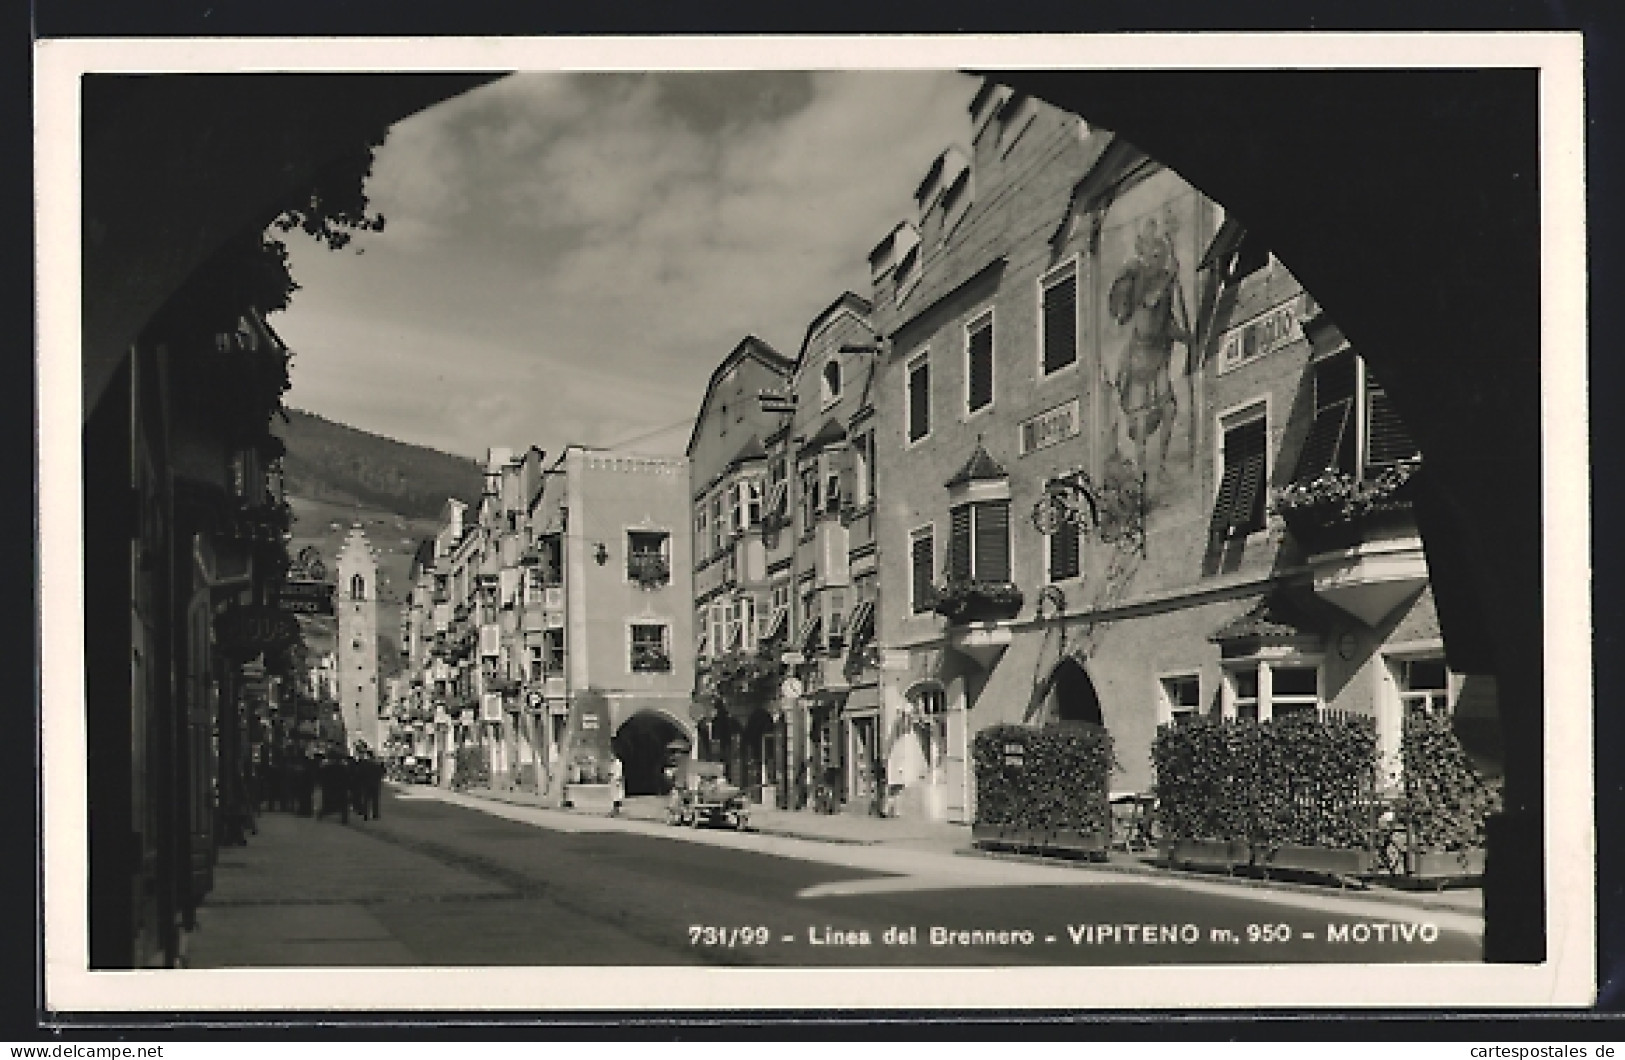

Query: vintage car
left=667, top=760, right=750, bottom=830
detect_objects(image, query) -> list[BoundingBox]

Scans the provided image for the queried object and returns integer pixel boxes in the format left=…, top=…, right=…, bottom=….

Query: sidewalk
left=458, top=783, right=1483, bottom=918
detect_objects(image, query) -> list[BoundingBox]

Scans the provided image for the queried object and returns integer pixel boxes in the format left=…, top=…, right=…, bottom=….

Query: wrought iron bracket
left=1031, top=465, right=1148, bottom=557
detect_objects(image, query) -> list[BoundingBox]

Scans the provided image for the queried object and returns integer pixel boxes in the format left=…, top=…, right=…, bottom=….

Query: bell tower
left=335, top=524, right=380, bottom=752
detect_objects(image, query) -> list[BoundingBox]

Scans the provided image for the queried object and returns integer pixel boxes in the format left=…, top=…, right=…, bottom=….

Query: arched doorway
left=613, top=710, right=689, bottom=796
left=1048, top=657, right=1105, bottom=728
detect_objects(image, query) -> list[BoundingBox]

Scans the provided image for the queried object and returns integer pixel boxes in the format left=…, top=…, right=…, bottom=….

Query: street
left=185, top=785, right=1483, bottom=968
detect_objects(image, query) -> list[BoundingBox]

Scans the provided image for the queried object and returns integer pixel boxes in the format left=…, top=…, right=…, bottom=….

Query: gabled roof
left=793, top=291, right=874, bottom=378
left=685, top=334, right=794, bottom=458
left=945, top=439, right=1008, bottom=488
left=1209, top=592, right=1327, bottom=644
left=727, top=434, right=766, bottom=469
left=800, top=417, right=848, bottom=453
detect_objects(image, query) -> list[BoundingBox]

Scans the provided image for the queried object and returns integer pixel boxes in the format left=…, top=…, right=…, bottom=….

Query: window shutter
left=911, top=533, right=934, bottom=611
left=908, top=360, right=931, bottom=441
left=1049, top=513, right=1081, bottom=581
left=1291, top=398, right=1353, bottom=482
left=967, top=321, right=994, bottom=411
left=1365, top=383, right=1418, bottom=468
left=1213, top=418, right=1267, bottom=537
left=1042, top=273, right=1078, bottom=373
left=974, top=501, right=1011, bottom=582
left=948, top=506, right=973, bottom=582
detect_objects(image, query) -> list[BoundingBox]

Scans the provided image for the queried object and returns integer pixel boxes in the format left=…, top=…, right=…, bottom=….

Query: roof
left=945, top=439, right=1008, bottom=488
left=685, top=334, right=794, bottom=458
left=800, top=417, right=848, bottom=453
left=1209, top=593, right=1327, bottom=644
left=794, top=291, right=874, bottom=377
left=727, top=434, right=766, bottom=469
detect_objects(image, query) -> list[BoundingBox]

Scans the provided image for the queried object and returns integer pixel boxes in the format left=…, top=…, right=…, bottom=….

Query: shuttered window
left=966, top=314, right=994, bottom=413
left=1211, top=415, right=1268, bottom=538
left=947, top=506, right=973, bottom=582
left=1292, top=398, right=1353, bottom=481
left=907, top=355, right=931, bottom=442
left=949, top=500, right=1013, bottom=583
left=1365, top=380, right=1418, bottom=469
left=975, top=500, right=1011, bottom=582
left=1041, top=267, right=1078, bottom=374
left=1048, top=507, right=1082, bottom=581
left=910, top=529, right=935, bottom=612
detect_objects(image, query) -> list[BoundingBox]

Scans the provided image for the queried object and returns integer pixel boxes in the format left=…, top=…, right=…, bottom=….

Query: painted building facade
left=860, top=83, right=1450, bottom=823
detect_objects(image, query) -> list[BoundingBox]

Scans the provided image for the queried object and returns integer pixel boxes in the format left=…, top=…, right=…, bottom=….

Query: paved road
left=189, top=785, right=1482, bottom=968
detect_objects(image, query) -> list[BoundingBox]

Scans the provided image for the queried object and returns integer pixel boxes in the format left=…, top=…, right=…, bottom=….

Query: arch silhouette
left=1044, top=657, right=1104, bottom=728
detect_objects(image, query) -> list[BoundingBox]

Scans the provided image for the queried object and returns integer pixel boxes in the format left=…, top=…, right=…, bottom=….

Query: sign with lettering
left=274, top=579, right=335, bottom=615
left=1217, top=293, right=1309, bottom=374
left=1018, top=399, right=1082, bottom=455
left=214, top=604, right=298, bottom=661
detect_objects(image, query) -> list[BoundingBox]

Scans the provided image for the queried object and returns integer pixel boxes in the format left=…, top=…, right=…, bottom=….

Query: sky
left=273, top=70, right=981, bottom=462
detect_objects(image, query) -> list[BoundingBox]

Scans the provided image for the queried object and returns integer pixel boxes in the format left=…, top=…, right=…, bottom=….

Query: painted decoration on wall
left=1099, top=184, right=1202, bottom=511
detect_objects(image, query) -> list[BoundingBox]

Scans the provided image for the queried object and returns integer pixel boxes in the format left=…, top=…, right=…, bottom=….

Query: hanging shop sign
left=214, top=604, right=298, bottom=661
left=274, top=578, right=336, bottom=615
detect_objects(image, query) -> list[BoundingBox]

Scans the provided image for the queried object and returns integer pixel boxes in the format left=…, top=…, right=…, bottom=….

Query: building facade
left=857, top=82, right=1454, bottom=823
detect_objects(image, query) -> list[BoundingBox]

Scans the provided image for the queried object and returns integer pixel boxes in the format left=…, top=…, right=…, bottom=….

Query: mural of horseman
left=1107, top=213, right=1193, bottom=496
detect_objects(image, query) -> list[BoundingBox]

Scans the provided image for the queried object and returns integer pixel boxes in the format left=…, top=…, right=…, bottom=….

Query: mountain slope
left=274, top=407, right=484, bottom=521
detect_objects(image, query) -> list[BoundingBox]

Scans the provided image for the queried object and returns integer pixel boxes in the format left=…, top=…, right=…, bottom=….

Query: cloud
left=276, top=69, right=980, bottom=461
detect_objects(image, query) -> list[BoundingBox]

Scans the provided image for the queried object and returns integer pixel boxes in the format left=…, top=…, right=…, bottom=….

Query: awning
left=760, top=606, right=788, bottom=645
left=800, top=614, right=823, bottom=655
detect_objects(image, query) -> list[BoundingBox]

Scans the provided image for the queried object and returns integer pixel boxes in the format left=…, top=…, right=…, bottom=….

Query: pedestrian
left=317, top=751, right=349, bottom=824
left=294, top=753, right=316, bottom=817
left=609, top=754, right=625, bottom=816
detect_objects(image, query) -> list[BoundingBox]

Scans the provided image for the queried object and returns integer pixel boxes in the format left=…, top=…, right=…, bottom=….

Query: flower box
left=1169, top=838, right=1251, bottom=871
left=1407, top=848, right=1485, bottom=880
left=930, top=580, right=1024, bottom=625
left=1257, top=843, right=1373, bottom=877
left=628, top=553, right=671, bottom=589
left=1272, top=458, right=1422, bottom=550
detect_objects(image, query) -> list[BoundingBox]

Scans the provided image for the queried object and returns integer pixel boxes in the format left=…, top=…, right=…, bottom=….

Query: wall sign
left=1018, top=399, right=1082, bottom=455
left=1217, top=293, right=1310, bottom=375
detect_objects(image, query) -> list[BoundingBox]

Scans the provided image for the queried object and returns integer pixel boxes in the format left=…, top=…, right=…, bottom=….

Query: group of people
left=249, top=741, right=385, bottom=824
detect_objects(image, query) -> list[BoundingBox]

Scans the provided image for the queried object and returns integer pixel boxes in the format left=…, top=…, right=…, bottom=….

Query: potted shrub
left=1397, top=703, right=1498, bottom=881
left=972, top=723, right=1113, bottom=861
left=631, top=643, right=672, bottom=673
left=930, top=579, right=1025, bottom=625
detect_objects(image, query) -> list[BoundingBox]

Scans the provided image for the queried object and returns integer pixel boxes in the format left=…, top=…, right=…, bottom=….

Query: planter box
left=1170, top=838, right=1250, bottom=871
left=1047, top=829, right=1110, bottom=860
left=1258, top=843, right=1373, bottom=877
left=563, top=783, right=616, bottom=815
left=1407, top=848, right=1485, bottom=879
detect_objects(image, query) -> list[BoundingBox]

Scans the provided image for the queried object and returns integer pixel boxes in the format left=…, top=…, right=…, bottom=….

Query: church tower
left=335, top=524, right=380, bottom=752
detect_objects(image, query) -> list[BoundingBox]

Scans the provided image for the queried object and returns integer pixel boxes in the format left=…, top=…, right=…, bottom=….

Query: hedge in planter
left=973, top=722, right=1114, bottom=840
left=1151, top=712, right=1377, bottom=850
left=1399, top=704, right=1501, bottom=853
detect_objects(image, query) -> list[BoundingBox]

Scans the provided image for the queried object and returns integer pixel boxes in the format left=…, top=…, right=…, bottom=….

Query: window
left=709, top=603, right=725, bottom=660
left=1160, top=674, right=1201, bottom=725
left=1225, top=660, right=1321, bottom=721
left=910, top=527, right=935, bottom=613
left=1293, top=351, right=1419, bottom=484
left=1046, top=491, right=1082, bottom=582
left=966, top=312, right=994, bottom=414
left=800, top=464, right=821, bottom=531
left=851, top=432, right=874, bottom=508
left=745, top=478, right=763, bottom=528
left=826, top=590, right=847, bottom=653
left=947, top=500, right=1012, bottom=583
left=1396, top=657, right=1452, bottom=714
left=1211, top=406, right=1268, bottom=539
left=729, top=484, right=744, bottom=535
left=906, top=352, right=931, bottom=443
left=711, top=494, right=724, bottom=555
left=627, top=531, right=670, bottom=586
left=695, top=503, right=708, bottom=556
left=543, top=628, right=566, bottom=674
left=1040, top=261, right=1079, bottom=375
left=825, top=459, right=842, bottom=515
left=630, top=624, right=671, bottom=672
left=821, top=359, right=842, bottom=405
left=350, top=574, right=366, bottom=600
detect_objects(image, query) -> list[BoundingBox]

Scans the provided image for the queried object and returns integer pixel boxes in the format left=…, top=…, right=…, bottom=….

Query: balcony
left=929, top=579, right=1022, bottom=669
left=1274, top=460, right=1427, bottom=626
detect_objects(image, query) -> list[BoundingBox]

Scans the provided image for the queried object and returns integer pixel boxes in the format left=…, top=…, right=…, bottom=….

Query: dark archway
left=1049, top=657, right=1105, bottom=728
left=613, top=711, right=686, bottom=796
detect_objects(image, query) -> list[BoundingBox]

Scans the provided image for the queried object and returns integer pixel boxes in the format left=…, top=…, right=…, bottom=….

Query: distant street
left=187, top=785, right=1482, bottom=967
